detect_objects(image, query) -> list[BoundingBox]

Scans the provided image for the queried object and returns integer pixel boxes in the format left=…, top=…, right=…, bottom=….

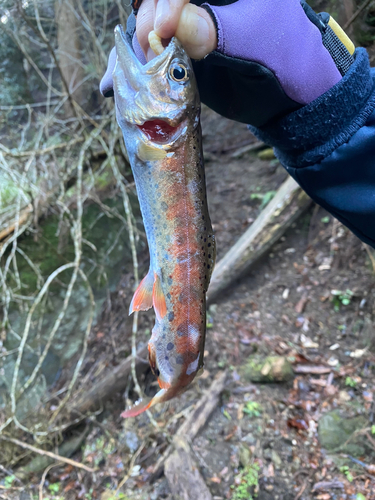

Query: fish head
left=113, top=25, right=200, bottom=150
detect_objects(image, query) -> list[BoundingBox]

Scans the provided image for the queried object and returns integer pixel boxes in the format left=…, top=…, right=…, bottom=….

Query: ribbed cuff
left=249, top=48, right=375, bottom=168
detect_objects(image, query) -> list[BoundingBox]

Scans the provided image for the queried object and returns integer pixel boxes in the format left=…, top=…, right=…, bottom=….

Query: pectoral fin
left=137, top=143, right=167, bottom=162
left=129, top=270, right=154, bottom=315
left=153, top=273, right=167, bottom=322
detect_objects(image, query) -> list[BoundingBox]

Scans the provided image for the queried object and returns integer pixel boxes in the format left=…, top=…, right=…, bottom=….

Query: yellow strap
left=328, top=17, right=355, bottom=55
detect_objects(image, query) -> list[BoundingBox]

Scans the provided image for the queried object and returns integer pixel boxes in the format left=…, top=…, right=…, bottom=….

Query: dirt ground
left=8, top=107, right=375, bottom=500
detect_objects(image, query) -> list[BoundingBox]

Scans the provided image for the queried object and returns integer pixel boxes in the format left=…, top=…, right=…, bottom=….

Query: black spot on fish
left=203, top=263, right=206, bottom=267
left=204, top=238, right=206, bottom=242
left=177, top=321, right=189, bottom=337
left=205, top=275, right=207, bottom=280
left=176, top=355, right=184, bottom=365
left=168, top=312, right=174, bottom=321
left=208, top=243, right=211, bottom=247
left=207, top=265, right=210, bottom=269
left=202, top=215, right=205, bottom=220
left=165, top=356, right=169, bottom=360
left=208, top=254, right=211, bottom=258
left=168, top=277, right=173, bottom=286
left=167, top=342, right=174, bottom=351
left=167, top=293, right=171, bottom=299
left=155, top=368, right=160, bottom=377
left=161, top=201, right=168, bottom=210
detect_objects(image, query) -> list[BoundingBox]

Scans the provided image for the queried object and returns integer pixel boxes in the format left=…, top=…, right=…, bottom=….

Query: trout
left=113, top=26, right=215, bottom=417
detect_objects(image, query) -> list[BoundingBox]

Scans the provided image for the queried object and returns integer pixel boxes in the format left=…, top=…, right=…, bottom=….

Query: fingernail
left=155, top=0, right=170, bottom=32
left=179, top=5, right=210, bottom=47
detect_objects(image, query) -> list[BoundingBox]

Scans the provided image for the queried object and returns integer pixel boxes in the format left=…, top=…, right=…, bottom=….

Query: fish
left=112, top=25, right=216, bottom=417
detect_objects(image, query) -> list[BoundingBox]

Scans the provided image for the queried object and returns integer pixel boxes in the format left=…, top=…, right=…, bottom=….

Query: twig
left=0, top=138, right=84, bottom=158
left=0, top=436, right=94, bottom=473
left=115, top=442, right=145, bottom=494
left=39, top=462, right=62, bottom=500
left=343, top=0, right=374, bottom=30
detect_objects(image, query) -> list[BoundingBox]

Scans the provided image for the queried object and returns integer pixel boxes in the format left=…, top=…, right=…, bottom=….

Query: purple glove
left=205, top=0, right=341, bottom=104
left=101, top=0, right=355, bottom=127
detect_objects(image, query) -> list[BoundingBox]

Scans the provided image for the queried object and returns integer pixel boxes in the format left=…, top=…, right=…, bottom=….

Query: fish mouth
left=137, top=118, right=187, bottom=145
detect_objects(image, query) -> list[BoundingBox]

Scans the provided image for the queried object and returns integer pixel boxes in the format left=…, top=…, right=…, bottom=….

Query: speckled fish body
left=112, top=26, right=215, bottom=417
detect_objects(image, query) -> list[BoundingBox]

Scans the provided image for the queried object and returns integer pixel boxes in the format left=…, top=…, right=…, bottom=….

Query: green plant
left=250, top=190, right=276, bottom=210
left=331, top=289, right=354, bottom=311
left=48, top=483, right=60, bottom=494
left=231, top=463, right=260, bottom=500
left=345, top=377, right=357, bottom=388
left=243, top=401, right=262, bottom=418
left=4, top=475, right=15, bottom=488
left=321, top=216, right=330, bottom=223
left=340, top=465, right=354, bottom=482
left=371, top=425, right=375, bottom=435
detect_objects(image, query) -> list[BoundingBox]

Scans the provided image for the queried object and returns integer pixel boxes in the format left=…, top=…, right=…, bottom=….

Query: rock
left=119, top=430, right=139, bottom=454
left=239, top=444, right=252, bottom=467
left=318, top=410, right=368, bottom=456
left=271, top=450, right=282, bottom=469
left=239, top=356, right=293, bottom=383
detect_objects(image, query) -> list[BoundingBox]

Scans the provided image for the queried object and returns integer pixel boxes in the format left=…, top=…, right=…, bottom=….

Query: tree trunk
left=55, top=0, right=85, bottom=115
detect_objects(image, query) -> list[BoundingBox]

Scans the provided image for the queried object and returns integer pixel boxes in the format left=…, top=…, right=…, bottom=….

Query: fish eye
left=169, top=62, right=189, bottom=83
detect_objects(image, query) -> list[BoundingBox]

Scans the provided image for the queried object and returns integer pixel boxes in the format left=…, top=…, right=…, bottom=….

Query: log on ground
left=151, top=370, right=227, bottom=481
left=207, top=176, right=311, bottom=304
left=70, top=344, right=148, bottom=415
left=165, top=436, right=213, bottom=500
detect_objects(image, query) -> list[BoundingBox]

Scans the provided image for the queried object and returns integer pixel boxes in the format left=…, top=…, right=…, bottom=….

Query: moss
left=240, top=356, right=293, bottom=383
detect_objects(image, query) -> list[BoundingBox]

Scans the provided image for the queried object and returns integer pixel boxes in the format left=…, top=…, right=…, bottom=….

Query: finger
left=176, top=4, right=217, bottom=60
left=154, top=0, right=189, bottom=39
left=136, top=0, right=156, bottom=60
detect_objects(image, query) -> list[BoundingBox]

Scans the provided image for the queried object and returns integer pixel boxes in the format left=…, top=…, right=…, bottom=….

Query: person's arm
left=101, top=0, right=375, bottom=247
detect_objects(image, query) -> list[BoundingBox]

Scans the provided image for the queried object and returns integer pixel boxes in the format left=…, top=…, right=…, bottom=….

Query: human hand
left=101, top=0, right=355, bottom=127
left=136, top=0, right=217, bottom=61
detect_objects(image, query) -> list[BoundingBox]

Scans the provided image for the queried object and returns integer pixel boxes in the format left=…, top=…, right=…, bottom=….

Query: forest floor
left=4, top=108, right=375, bottom=500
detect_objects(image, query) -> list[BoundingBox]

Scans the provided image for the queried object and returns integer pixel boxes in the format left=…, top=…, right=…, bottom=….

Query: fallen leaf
left=350, top=348, right=367, bottom=358
left=287, top=418, right=309, bottom=431
left=295, top=294, right=309, bottom=314
left=210, top=476, right=221, bottom=484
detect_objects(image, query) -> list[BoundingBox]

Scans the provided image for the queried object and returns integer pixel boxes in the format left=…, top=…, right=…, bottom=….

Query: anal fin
left=121, top=388, right=167, bottom=418
left=153, top=273, right=167, bottom=322
left=129, top=270, right=154, bottom=315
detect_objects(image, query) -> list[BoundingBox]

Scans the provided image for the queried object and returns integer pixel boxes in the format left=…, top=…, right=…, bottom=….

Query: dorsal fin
left=129, top=270, right=154, bottom=315
left=153, top=273, right=167, bottom=322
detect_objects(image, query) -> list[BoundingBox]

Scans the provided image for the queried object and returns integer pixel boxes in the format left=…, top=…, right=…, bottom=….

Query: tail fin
left=121, top=388, right=167, bottom=418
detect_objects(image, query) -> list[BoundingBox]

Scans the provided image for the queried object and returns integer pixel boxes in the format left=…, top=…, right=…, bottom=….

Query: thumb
left=175, top=4, right=217, bottom=60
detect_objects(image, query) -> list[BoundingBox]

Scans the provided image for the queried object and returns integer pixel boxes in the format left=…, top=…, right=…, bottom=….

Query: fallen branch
left=71, top=344, right=149, bottom=415
left=230, top=141, right=265, bottom=159
left=1, top=434, right=94, bottom=474
left=151, top=370, right=227, bottom=481
left=207, top=177, right=311, bottom=304
left=165, top=436, right=213, bottom=500
left=0, top=204, right=33, bottom=242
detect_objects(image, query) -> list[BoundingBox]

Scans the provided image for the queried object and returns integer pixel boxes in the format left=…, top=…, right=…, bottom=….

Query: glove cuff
left=250, top=48, right=375, bottom=168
